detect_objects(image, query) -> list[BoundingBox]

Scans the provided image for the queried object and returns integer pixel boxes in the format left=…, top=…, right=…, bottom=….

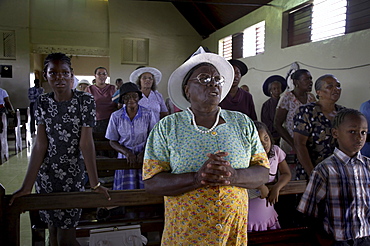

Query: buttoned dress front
left=105, top=105, right=156, bottom=190
left=143, top=110, right=269, bottom=245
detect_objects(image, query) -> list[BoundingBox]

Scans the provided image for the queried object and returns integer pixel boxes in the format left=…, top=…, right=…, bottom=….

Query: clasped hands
left=195, top=151, right=236, bottom=186
left=126, top=151, right=144, bottom=167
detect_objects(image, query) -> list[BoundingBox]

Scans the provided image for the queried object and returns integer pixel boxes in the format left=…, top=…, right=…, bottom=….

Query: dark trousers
left=30, top=102, right=36, bottom=133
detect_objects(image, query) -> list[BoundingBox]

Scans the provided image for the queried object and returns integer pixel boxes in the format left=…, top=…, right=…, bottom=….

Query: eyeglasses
left=191, top=73, right=225, bottom=86
left=141, top=76, right=153, bottom=80
left=122, top=93, right=139, bottom=101
left=96, top=72, right=107, bottom=76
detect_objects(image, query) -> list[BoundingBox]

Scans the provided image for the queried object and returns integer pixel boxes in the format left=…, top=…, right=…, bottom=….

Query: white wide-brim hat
left=77, top=79, right=91, bottom=87
left=129, top=67, right=162, bottom=84
left=168, top=52, right=234, bottom=110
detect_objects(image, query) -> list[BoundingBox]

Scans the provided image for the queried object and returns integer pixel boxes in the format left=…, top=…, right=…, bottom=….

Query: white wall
left=30, top=0, right=109, bottom=48
left=0, top=0, right=201, bottom=108
left=0, top=0, right=30, bottom=109
left=202, top=0, right=370, bottom=119
left=108, top=0, right=201, bottom=98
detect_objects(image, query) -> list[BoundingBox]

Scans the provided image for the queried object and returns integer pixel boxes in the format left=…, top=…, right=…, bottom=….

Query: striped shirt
left=297, top=147, right=370, bottom=241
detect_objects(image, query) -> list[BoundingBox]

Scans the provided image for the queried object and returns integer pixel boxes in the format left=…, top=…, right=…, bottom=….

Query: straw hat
left=168, top=47, right=234, bottom=110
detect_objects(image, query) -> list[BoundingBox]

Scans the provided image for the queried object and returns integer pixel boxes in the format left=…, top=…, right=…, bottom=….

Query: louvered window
left=243, top=21, right=265, bottom=58
left=311, top=0, right=347, bottom=42
left=121, top=38, right=149, bottom=65
left=0, top=30, right=16, bottom=60
left=284, top=0, right=370, bottom=47
left=218, top=35, right=232, bottom=60
left=286, top=3, right=313, bottom=47
left=218, top=21, right=265, bottom=59
left=346, top=0, right=370, bottom=34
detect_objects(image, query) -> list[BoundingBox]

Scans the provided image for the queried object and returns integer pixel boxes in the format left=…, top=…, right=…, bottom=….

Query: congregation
left=4, top=46, right=370, bottom=246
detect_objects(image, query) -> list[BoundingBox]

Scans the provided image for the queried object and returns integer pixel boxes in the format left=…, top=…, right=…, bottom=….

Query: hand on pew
left=8, top=187, right=32, bottom=206
left=91, top=182, right=111, bottom=201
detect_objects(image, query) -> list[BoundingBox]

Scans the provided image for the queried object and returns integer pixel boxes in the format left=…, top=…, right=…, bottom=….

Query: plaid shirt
left=298, top=148, right=370, bottom=241
left=28, top=87, right=44, bottom=102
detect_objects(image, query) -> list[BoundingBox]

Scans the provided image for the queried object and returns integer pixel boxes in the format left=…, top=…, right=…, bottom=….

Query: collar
left=121, top=105, right=142, bottom=120
left=333, top=147, right=365, bottom=166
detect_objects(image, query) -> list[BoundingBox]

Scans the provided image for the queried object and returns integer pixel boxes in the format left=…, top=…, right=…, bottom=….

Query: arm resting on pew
left=80, top=126, right=110, bottom=200
left=266, top=180, right=307, bottom=195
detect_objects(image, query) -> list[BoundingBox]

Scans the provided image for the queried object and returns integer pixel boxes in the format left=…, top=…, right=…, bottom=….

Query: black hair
left=181, top=62, right=217, bottom=102
left=332, top=108, right=366, bottom=129
left=136, top=72, right=157, bottom=91
left=115, top=78, right=123, bottom=84
left=94, top=66, right=108, bottom=75
left=290, top=69, right=310, bottom=81
left=43, top=53, right=72, bottom=74
left=254, top=121, right=275, bottom=158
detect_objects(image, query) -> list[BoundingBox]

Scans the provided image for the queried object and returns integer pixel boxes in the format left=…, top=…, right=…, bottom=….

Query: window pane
left=218, top=35, right=232, bottom=60
left=243, top=21, right=265, bottom=58
left=311, top=0, right=347, bottom=42
left=286, top=3, right=313, bottom=47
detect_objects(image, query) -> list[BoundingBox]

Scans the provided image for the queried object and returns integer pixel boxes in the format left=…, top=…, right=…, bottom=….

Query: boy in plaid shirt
left=298, top=108, right=370, bottom=245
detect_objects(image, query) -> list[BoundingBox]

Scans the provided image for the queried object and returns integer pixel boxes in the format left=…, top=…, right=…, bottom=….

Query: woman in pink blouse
left=86, top=67, right=117, bottom=133
left=274, top=69, right=316, bottom=154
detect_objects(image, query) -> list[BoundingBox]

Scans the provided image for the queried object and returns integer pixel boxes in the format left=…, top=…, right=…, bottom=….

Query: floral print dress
left=143, top=110, right=270, bottom=245
left=34, top=90, right=96, bottom=229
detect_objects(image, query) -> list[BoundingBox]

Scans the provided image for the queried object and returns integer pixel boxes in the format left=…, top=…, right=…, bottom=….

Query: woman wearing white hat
left=76, top=79, right=91, bottom=92
left=142, top=47, right=269, bottom=245
left=130, top=66, right=168, bottom=122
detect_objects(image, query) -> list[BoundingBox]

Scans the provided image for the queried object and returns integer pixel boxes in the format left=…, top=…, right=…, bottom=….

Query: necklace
left=187, top=107, right=221, bottom=134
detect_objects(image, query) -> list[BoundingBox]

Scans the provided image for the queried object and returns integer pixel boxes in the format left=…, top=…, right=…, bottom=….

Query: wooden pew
left=1, top=188, right=164, bottom=246
left=1, top=179, right=310, bottom=246
left=93, top=132, right=117, bottom=158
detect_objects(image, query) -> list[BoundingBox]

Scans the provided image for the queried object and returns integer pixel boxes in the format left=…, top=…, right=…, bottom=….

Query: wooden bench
left=28, top=156, right=163, bottom=245
left=1, top=179, right=311, bottom=246
left=1, top=187, right=164, bottom=246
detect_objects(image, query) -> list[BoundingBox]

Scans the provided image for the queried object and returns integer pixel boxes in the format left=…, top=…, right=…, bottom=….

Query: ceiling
left=148, top=0, right=274, bottom=38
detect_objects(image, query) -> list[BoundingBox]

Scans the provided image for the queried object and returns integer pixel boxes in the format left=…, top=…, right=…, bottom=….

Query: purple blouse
left=219, top=88, right=257, bottom=120
left=105, top=105, right=157, bottom=158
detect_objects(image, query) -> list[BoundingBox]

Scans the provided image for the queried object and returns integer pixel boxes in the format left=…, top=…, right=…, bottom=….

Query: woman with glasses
left=130, top=66, right=168, bottom=123
left=105, top=82, right=156, bottom=190
left=142, top=47, right=269, bottom=245
left=86, top=67, right=117, bottom=133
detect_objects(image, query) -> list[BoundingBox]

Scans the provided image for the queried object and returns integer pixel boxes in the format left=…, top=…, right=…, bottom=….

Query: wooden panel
left=287, top=3, right=313, bottom=47
left=232, top=32, right=243, bottom=59
left=346, top=0, right=370, bottom=33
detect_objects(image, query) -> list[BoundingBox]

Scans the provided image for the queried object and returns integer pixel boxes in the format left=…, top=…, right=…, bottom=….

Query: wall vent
left=0, top=30, right=16, bottom=60
left=121, top=38, right=149, bottom=65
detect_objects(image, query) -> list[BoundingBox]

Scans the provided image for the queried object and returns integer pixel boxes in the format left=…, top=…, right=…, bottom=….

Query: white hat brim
left=129, top=67, right=162, bottom=84
left=168, top=53, right=234, bottom=110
